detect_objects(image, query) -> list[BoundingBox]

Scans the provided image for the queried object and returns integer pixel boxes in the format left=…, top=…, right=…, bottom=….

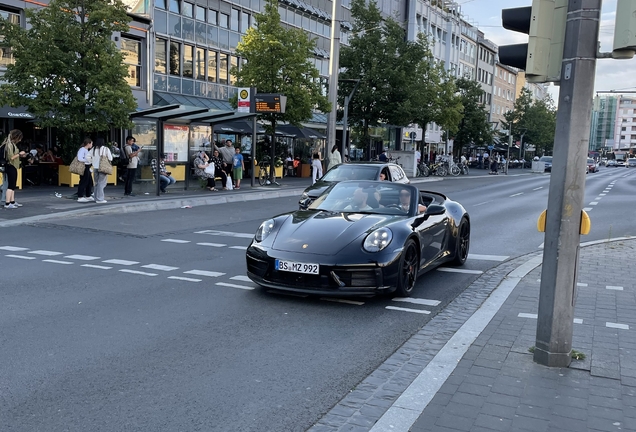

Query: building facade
left=476, top=32, right=495, bottom=120
left=589, top=94, right=618, bottom=153
left=611, top=95, right=636, bottom=152
left=491, top=63, right=517, bottom=129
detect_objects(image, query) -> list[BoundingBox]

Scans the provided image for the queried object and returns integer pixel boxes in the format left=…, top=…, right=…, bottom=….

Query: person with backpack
left=1, top=129, right=26, bottom=209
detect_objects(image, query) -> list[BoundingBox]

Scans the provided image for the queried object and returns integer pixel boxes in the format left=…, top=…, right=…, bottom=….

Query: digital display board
left=254, top=94, right=287, bottom=114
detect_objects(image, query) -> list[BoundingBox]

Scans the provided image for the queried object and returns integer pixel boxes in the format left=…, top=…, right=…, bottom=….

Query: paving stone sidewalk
left=310, top=239, right=636, bottom=432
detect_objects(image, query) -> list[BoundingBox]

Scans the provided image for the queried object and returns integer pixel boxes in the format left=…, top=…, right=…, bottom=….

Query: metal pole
left=520, top=131, right=526, bottom=160
left=251, top=115, right=256, bottom=187
left=507, top=132, right=512, bottom=175
left=326, top=0, right=341, bottom=155
left=534, top=0, right=601, bottom=367
left=342, top=95, right=349, bottom=163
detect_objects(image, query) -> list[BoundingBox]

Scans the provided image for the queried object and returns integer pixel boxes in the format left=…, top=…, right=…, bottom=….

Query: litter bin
left=532, top=161, right=545, bottom=173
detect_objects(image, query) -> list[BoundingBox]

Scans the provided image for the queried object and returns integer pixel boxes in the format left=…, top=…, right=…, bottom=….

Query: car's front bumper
left=246, top=245, right=402, bottom=296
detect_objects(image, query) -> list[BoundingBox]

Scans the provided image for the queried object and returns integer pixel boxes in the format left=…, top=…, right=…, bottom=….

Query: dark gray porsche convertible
left=246, top=181, right=470, bottom=297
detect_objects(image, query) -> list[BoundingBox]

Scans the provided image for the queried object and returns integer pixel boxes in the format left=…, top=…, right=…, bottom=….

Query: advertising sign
left=164, top=124, right=189, bottom=161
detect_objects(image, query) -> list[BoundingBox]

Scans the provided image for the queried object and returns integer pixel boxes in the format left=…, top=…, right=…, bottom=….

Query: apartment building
left=491, top=63, right=517, bottom=129
left=611, top=96, right=636, bottom=151
left=476, top=32, right=496, bottom=119
left=589, top=94, right=618, bottom=153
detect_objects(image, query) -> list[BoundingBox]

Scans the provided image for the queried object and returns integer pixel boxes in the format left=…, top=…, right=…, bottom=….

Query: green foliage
left=339, top=0, right=460, bottom=142
left=0, top=0, right=136, bottom=162
left=571, top=349, right=586, bottom=360
left=229, top=0, right=330, bottom=136
left=501, top=88, right=557, bottom=157
left=453, top=78, right=493, bottom=155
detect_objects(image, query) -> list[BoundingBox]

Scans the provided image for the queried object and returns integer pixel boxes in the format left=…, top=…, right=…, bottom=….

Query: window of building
left=230, top=9, right=239, bottom=31
left=183, top=2, right=193, bottom=17
left=219, top=12, right=229, bottom=28
left=0, top=9, right=20, bottom=68
left=208, top=50, right=217, bottom=82
left=121, top=37, right=142, bottom=87
left=219, top=53, right=228, bottom=84
left=169, top=0, right=180, bottom=13
left=622, top=126, right=627, bottom=131
left=230, top=55, right=238, bottom=84
left=155, top=0, right=166, bottom=10
left=155, top=37, right=167, bottom=74
left=169, top=41, right=181, bottom=75
left=195, top=5, right=205, bottom=21
left=208, top=9, right=218, bottom=25
left=183, top=44, right=194, bottom=77
left=240, top=11, right=250, bottom=33
left=196, top=47, right=205, bottom=80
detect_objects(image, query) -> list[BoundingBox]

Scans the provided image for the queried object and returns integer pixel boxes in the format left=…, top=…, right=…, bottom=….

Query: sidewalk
left=310, top=238, right=636, bottom=432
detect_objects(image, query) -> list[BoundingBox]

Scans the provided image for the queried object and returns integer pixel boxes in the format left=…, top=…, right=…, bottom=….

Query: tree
left=0, top=0, right=136, bottom=162
left=453, top=78, right=493, bottom=156
left=230, top=0, right=330, bottom=178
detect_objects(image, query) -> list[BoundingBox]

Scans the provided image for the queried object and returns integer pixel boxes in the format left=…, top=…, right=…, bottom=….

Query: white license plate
left=275, top=259, right=319, bottom=275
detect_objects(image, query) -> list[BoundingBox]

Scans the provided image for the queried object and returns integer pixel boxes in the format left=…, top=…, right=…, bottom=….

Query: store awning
left=0, top=105, right=35, bottom=119
left=276, top=124, right=326, bottom=139
left=130, top=104, right=256, bottom=124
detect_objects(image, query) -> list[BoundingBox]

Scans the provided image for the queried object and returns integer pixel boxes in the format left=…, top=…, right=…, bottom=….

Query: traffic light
left=499, top=0, right=568, bottom=83
left=613, top=0, right=636, bottom=59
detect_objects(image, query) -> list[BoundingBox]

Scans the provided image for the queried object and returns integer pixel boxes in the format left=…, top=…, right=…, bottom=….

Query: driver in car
left=344, top=187, right=373, bottom=212
left=398, top=189, right=427, bottom=214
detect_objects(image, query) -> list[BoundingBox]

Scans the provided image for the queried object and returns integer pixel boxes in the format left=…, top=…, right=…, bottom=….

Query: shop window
left=155, top=38, right=167, bottom=74
left=121, top=37, right=142, bottom=87
left=169, top=41, right=181, bottom=76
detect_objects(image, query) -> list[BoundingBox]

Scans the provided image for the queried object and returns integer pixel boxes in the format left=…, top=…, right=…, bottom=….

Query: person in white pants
left=91, top=137, right=113, bottom=203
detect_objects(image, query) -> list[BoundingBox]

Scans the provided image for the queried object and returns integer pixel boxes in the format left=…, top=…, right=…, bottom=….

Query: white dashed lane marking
left=589, top=202, right=599, bottom=206
left=468, top=254, right=509, bottom=262
left=606, top=322, right=630, bottom=330
left=28, top=250, right=64, bottom=256
left=196, top=242, right=227, bottom=247
left=184, top=270, right=225, bottom=277
left=385, top=306, right=431, bottom=314
left=168, top=276, right=202, bottom=282
left=103, top=259, right=140, bottom=266
left=583, top=207, right=593, bottom=212
left=216, top=282, right=254, bottom=290
left=510, top=193, right=524, bottom=197
left=577, top=282, right=588, bottom=287
left=393, top=297, right=441, bottom=306
left=437, top=268, right=483, bottom=275
left=142, top=264, right=179, bottom=271
left=533, top=187, right=543, bottom=191
left=5, top=254, right=36, bottom=260
left=320, top=298, right=365, bottom=305
left=65, top=254, right=100, bottom=261
left=42, top=259, right=73, bottom=265
left=0, top=246, right=29, bottom=251
left=230, top=275, right=252, bottom=282
left=119, top=269, right=157, bottom=276
left=81, top=264, right=112, bottom=270
left=161, top=239, right=191, bottom=244
left=607, top=285, right=624, bottom=291
left=195, top=230, right=254, bottom=238
left=229, top=246, right=248, bottom=250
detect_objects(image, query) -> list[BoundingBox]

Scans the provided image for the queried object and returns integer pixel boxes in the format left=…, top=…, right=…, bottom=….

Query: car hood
left=271, top=211, right=396, bottom=255
left=302, top=180, right=332, bottom=198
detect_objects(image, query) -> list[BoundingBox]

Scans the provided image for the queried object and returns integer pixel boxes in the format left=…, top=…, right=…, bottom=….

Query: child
left=232, top=147, right=244, bottom=189
left=311, top=152, right=323, bottom=184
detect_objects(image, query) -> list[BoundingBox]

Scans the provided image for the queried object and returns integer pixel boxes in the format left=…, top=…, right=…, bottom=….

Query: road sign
left=237, top=88, right=251, bottom=113
left=488, top=145, right=494, bottom=150
left=254, top=94, right=287, bottom=114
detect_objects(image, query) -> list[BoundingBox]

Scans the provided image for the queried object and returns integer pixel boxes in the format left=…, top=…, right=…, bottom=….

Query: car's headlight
left=300, top=192, right=308, bottom=200
left=255, top=219, right=275, bottom=242
left=363, top=228, right=393, bottom=252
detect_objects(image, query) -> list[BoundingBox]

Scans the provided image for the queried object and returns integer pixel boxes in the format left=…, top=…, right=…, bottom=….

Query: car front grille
left=332, top=269, right=380, bottom=287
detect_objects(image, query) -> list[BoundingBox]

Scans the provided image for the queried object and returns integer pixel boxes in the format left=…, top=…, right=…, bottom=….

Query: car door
left=413, top=196, right=448, bottom=268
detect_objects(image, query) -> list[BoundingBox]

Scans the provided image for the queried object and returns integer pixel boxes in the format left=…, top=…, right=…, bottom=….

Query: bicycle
left=447, top=161, right=461, bottom=177
left=258, top=157, right=275, bottom=186
left=428, top=162, right=447, bottom=177
left=416, top=162, right=430, bottom=177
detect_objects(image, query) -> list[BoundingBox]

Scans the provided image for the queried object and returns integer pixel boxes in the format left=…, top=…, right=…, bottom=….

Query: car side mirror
left=424, top=204, right=445, bottom=216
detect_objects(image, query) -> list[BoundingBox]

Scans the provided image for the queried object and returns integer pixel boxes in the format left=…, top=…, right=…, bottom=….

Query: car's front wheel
left=396, top=239, right=418, bottom=297
left=452, top=219, right=470, bottom=266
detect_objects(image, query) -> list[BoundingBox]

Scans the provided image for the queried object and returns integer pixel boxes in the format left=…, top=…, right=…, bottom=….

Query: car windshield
left=309, top=181, right=414, bottom=215
left=587, top=158, right=594, bottom=164
left=540, top=156, right=552, bottom=163
left=321, top=165, right=379, bottom=182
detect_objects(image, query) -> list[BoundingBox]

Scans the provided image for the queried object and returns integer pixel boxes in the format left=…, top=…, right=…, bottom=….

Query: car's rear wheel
left=396, top=239, right=418, bottom=297
left=452, top=219, right=470, bottom=266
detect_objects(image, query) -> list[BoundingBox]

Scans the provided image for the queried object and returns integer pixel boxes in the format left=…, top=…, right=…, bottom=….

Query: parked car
left=628, top=158, right=636, bottom=168
left=298, top=162, right=409, bottom=209
left=617, top=160, right=627, bottom=167
left=586, top=158, right=598, bottom=173
left=539, top=156, right=553, bottom=172
left=247, top=181, right=470, bottom=297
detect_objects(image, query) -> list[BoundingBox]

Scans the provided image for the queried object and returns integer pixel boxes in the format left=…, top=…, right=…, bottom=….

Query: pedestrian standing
left=77, top=138, right=94, bottom=202
left=232, top=146, right=244, bottom=189
left=328, top=144, right=341, bottom=170
left=2, top=129, right=26, bottom=209
left=215, top=139, right=235, bottom=176
left=311, top=152, right=323, bottom=184
left=91, top=137, right=113, bottom=203
left=124, top=135, right=141, bottom=196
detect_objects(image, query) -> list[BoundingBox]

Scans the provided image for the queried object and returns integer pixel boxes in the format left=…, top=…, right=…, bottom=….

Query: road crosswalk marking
left=468, top=253, right=509, bottom=262
left=42, top=259, right=73, bottom=265
left=103, top=259, right=139, bottom=265
left=5, top=254, right=36, bottom=260
left=65, top=254, right=100, bottom=261
left=385, top=306, right=430, bottom=314
left=437, top=268, right=483, bottom=275
left=216, top=282, right=254, bottom=290
left=168, top=276, right=202, bottom=282
left=161, top=239, right=191, bottom=244
left=184, top=270, right=225, bottom=277
left=392, top=297, right=441, bottom=306
left=28, top=250, right=64, bottom=256
left=81, top=264, right=112, bottom=270
left=142, top=264, right=179, bottom=271
left=0, top=246, right=29, bottom=251
left=195, top=230, right=254, bottom=239
left=120, top=269, right=157, bottom=276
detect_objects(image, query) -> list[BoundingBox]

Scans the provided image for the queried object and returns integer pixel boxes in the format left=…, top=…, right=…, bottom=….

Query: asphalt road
left=1, top=167, right=635, bottom=431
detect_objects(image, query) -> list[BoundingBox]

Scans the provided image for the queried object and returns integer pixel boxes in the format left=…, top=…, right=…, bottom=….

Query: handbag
left=98, top=154, right=113, bottom=174
left=225, top=175, right=233, bottom=190
left=69, top=156, right=85, bottom=175
left=204, top=164, right=215, bottom=176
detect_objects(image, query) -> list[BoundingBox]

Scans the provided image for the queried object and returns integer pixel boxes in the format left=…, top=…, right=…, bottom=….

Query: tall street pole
left=534, top=0, right=601, bottom=367
left=326, top=0, right=341, bottom=158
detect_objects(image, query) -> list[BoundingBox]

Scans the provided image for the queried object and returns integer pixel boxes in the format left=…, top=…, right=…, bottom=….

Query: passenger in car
left=344, top=187, right=373, bottom=212
left=398, top=188, right=427, bottom=214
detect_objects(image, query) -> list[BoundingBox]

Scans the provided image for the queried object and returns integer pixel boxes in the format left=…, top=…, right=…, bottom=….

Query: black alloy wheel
left=452, top=219, right=470, bottom=266
left=396, top=239, right=419, bottom=297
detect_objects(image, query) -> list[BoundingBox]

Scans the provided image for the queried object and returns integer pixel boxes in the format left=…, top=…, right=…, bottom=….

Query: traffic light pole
left=534, top=0, right=601, bottom=367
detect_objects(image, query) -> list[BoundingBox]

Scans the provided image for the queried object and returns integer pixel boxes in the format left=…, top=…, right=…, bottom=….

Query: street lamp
left=325, top=0, right=342, bottom=156
left=340, top=78, right=360, bottom=162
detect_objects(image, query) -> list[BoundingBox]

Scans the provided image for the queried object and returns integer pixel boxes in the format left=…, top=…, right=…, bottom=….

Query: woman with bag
left=210, top=149, right=228, bottom=190
left=327, top=144, right=341, bottom=170
left=77, top=138, right=94, bottom=202
left=193, top=151, right=217, bottom=191
left=2, top=129, right=26, bottom=209
left=91, top=138, right=113, bottom=203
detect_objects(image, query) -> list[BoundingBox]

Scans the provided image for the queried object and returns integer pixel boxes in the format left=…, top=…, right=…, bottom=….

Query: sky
left=459, top=0, right=635, bottom=99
